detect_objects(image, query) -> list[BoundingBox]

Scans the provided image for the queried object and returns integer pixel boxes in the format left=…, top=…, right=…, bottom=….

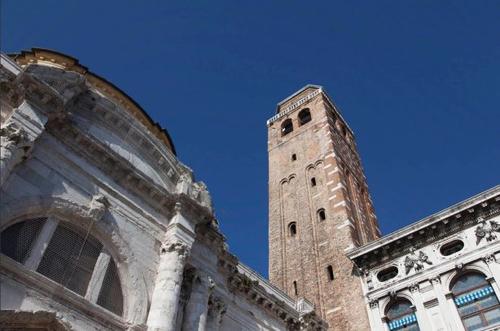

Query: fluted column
left=183, top=271, right=214, bottom=331
left=206, top=295, right=226, bottom=331
left=147, top=204, right=196, bottom=331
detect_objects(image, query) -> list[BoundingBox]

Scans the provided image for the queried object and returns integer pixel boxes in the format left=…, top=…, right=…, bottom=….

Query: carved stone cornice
left=348, top=188, right=500, bottom=269
left=45, top=118, right=214, bottom=227
left=10, top=48, right=176, bottom=154
left=15, top=64, right=86, bottom=117
left=225, top=268, right=327, bottom=330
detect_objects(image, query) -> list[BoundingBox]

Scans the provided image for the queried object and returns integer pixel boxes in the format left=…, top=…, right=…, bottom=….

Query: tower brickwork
left=267, top=85, right=381, bottom=330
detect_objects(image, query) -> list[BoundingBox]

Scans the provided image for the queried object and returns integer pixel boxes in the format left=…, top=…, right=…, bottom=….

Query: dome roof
left=10, top=48, right=176, bottom=155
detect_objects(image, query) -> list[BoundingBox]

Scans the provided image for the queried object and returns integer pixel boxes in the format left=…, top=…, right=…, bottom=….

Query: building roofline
left=8, top=48, right=177, bottom=156
left=276, top=84, right=323, bottom=112
left=347, top=185, right=500, bottom=260
left=271, top=84, right=355, bottom=135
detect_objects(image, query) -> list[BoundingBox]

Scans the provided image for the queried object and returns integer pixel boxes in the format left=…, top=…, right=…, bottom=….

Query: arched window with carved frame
left=451, top=271, right=500, bottom=330
left=385, top=298, right=420, bottom=331
left=0, top=217, right=124, bottom=316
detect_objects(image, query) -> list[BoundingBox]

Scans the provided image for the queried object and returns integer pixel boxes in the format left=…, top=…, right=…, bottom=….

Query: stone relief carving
left=0, top=122, right=30, bottom=151
left=175, top=170, right=212, bottom=209
left=475, top=216, right=499, bottom=244
left=87, top=194, right=109, bottom=221
left=404, top=247, right=432, bottom=274
left=176, top=172, right=193, bottom=194
left=208, top=295, right=227, bottom=324
left=191, top=181, right=212, bottom=208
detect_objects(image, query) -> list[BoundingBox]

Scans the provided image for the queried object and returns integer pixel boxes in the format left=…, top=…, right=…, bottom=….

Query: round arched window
left=386, top=299, right=419, bottom=330
left=0, top=218, right=123, bottom=316
left=451, top=272, right=500, bottom=330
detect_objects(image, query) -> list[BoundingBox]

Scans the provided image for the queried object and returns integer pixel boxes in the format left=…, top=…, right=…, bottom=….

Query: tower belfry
left=267, top=85, right=380, bottom=329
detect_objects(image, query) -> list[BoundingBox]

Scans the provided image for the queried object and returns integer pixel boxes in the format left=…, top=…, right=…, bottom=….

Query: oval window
left=440, top=240, right=464, bottom=256
left=377, top=266, right=399, bottom=282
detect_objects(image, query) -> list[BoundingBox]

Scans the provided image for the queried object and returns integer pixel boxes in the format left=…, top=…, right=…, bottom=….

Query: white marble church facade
left=0, top=50, right=326, bottom=331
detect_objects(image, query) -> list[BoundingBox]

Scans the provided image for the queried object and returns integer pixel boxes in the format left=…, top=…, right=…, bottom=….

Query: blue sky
left=2, top=1, right=499, bottom=277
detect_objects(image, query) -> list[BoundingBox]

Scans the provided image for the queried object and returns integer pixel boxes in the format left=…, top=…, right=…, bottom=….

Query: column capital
left=482, top=254, right=496, bottom=264
left=409, top=283, right=420, bottom=293
left=208, top=295, right=227, bottom=330
left=368, top=298, right=379, bottom=308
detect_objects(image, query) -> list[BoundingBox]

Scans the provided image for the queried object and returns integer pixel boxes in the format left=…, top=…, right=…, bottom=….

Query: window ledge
left=0, top=254, right=126, bottom=330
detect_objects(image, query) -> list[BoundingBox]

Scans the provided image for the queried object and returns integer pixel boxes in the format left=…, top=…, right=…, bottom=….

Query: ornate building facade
left=0, top=49, right=326, bottom=331
left=1, top=48, right=498, bottom=331
left=267, top=85, right=500, bottom=331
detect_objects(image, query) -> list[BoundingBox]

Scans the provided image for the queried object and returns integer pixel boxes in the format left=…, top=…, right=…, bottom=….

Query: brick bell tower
left=267, top=85, right=381, bottom=330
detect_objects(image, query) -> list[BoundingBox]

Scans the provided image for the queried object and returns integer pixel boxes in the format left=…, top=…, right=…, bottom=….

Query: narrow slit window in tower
left=327, top=265, right=334, bottom=281
left=318, top=209, right=326, bottom=221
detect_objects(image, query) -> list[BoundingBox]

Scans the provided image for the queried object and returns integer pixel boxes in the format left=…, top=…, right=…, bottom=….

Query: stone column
left=408, top=284, right=432, bottom=331
left=367, top=299, right=387, bottom=331
left=183, top=271, right=214, bottom=331
left=206, top=295, right=226, bottom=331
left=147, top=203, right=196, bottom=331
left=431, top=276, right=463, bottom=331
left=147, top=240, right=191, bottom=331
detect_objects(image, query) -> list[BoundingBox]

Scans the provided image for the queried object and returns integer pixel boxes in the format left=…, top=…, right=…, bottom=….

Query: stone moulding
left=348, top=187, right=500, bottom=269
left=46, top=118, right=213, bottom=225
left=0, top=310, right=73, bottom=331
